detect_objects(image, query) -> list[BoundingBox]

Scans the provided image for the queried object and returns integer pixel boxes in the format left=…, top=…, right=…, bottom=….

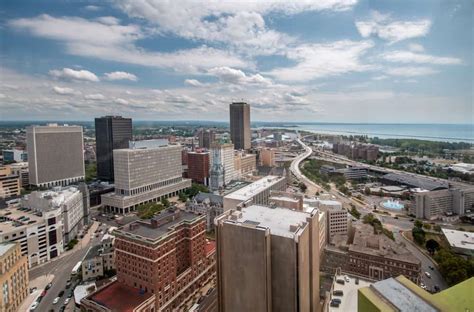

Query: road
left=29, top=222, right=105, bottom=311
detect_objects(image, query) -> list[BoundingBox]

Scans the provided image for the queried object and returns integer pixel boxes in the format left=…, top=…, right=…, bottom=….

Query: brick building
left=81, top=208, right=216, bottom=312
left=187, top=151, right=210, bottom=185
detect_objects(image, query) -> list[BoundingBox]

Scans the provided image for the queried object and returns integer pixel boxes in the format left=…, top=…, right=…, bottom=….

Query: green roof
left=432, top=277, right=474, bottom=311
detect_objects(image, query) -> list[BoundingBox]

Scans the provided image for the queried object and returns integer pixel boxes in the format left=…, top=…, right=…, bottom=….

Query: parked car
left=344, top=276, right=350, bottom=283
left=425, top=272, right=432, bottom=278
left=58, top=290, right=64, bottom=297
left=355, top=278, right=359, bottom=285
left=45, top=283, right=52, bottom=290
left=332, top=298, right=342, bottom=304
left=333, top=290, right=344, bottom=296
left=29, top=302, right=39, bottom=311
left=53, top=297, right=60, bottom=304
left=434, top=285, right=440, bottom=292
left=64, top=298, right=70, bottom=305
left=330, top=301, right=340, bottom=308
left=429, top=265, right=434, bottom=270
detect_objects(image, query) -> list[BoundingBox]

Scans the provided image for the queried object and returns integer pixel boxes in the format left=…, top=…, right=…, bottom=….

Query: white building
left=304, top=198, right=349, bottom=241
left=210, top=143, right=238, bottom=189
left=441, top=228, right=474, bottom=256
left=21, top=186, right=86, bottom=242
left=101, top=143, right=191, bottom=214
left=223, top=175, right=286, bottom=211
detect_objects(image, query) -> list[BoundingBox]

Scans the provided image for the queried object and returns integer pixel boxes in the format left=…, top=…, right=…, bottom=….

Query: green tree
left=423, top=223, right=432, bottom=230
left=161, top=197, right=170, bottom=207
left=425, top=239, right=440, bottom=254
left=414, top=220, right=423, bottom=228
left=364, top=187, right=371, bottom=195
left=412, top=226, right=426, bottom=245
left=299, top=182, right=307, bottom=192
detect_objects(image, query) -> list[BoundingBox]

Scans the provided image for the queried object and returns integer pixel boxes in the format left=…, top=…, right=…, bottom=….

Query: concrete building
left=21, top=186, right=86, bottom=243
left=186, top=192, right=223, bottom=231
left=0, top=166, right=20, bottom=199
left=0, top=205, right=63, bottom=268
left=333, top=143, right=379, bottom=161
left=229, top=102, right=251, bottom=150
left=101, top=143, right=191, bottom=214
left=2, top=149, right=27, bottom=163
left=27, top=124, right=85, bottom=187
left=0, top=243, right=28, bottom=312
left=223, top=175, right=286, bottom=211
left=306, top=199, right=349, bottom=240
left=81, top=208, right=216, bottom=311
left=215, top=205, right=320, bottom=312
left=197, top=128, right=216, bottom=149
left=269, top=191, right=303, bottom=210
left=441, top=228, right=474, bottom=257
left=413, top=187, right=474, bottom=219
left=210, top=143, right=237, bottom=190
left=358, top=275, right=474, bottom=312
left=82, top=235, right=115, bottom=281
left=322, top=224, right=421, bottom=284
left=8, top=162, right=29, bottom=187
left=234, top=151, right=256, bottom=176
left=95, top=116, right=132, bottom=182
left=259, top=148, right=275, bottom=167
left=187, top=151, right=210, bottom=185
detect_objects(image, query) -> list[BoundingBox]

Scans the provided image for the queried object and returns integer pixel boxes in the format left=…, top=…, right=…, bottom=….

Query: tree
left=161, top=197, right=170, bottom=208
left=414, top=220, right=423, bottom=228
left=423, top=223, right=432, bottom=230
left=364, top=187, right=371, bottom=195
left=412, top=226, right=426, bottom=245
left=299, top=182, right=307, bottom=192
left=425, top=239, right=440, bottom=254
left=433, top=225, right=442, bottom=232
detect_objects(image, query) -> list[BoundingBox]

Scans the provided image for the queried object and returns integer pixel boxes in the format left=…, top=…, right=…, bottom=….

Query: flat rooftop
left=382, top=173, right=448, bottom=191
left=229, top=205, right=313, bottom=238
left=224, top=176, right=284, bottom=201
left=441, top=228, right=474, bottom=251
left=87, top=281, right=154, bottom=312
left=0, top=242, right=15, bottom=256
left=117, top=209, right=200, bottom=241
left=0, top=207, right=44, bottom=233
left=329, top=274, right=372, bottom=312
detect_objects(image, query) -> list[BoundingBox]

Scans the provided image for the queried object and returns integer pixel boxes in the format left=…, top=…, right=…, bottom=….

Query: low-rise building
left=8, top=162, right=29, bottom=188
left=2, top=149, right=27, bottom=163
left=0, top=205, right=63, bottom=268
left=234, top=152, right=256, bottom=176
left=186, top=192, right=223, bottom=231
left=223, top=175, right=286, bottom=211
left=441, top=228, right=474, bottom=257
left=0, top=243, right=29, bottom=312
left=82, top=234, right=115, bottom=281
left=0, top=166, right=20, bottom=199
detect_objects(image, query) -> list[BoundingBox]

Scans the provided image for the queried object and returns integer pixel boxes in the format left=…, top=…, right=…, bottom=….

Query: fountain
left=381, top=199, right=404, bottom=210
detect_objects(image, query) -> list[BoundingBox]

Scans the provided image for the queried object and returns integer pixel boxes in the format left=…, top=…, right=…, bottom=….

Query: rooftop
left=441, top=228, right=474, bottom=251
left=382, top=173, right=448, bottom=191
left=117, top=208, right=201, bottom=241
left=194, top=192, right=223, bottom=205
left=128, top=139, right=169, bottom=149
left=86, top=281, right=154, bottom=312
left=0, top=242, right=15, bottom=257
left=224, top=176, right=285, bottom=201
left=226, top=205, right=314, bottom=238
left=0, top=207, right=44, bottom=233
left=23, top=186, right=80, bottom=209
left=329, top=274, right=372, bottom=312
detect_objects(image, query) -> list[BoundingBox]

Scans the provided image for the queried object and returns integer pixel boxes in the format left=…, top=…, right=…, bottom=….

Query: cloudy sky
left=0, top=0, right=472, bottom=123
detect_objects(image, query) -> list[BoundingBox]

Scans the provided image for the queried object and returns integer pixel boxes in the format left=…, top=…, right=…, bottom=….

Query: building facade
left=234, top=152, right=256, bottom=176
left=186, top=192, right=223, bottom=231
left=197, top=128, right=216, bottom=149
left=0, top=243, right=28, bottom=312
left=2, top=149, right=27, bottom=163
left=0, top=166, right=20, bottom=199
left=26, top=124, right=85, bottom=187
left=0, top=206, right=63, bottom=268
left=209, top=143, right=237, bottom=189
left=414, top=187, right=474, bottom=219
left=187, top=151, right=210, bottom=185
left=101, top=144, right=191, bottom=214
left=259, top=148, right=275, bottom=167
left=82, top=208, right=216, bottom=311
left=229, top=102, right=251, bottom=150
left=95, top=116, right=133, bottom=182
left=215, top=205, right=320, bottom=312
left=7, top=162, right=29, bottom=188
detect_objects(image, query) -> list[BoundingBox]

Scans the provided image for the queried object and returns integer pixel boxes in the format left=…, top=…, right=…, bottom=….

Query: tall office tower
left=95, top=116, right=132, bottom=181
left=215, top=205, right=320, bottom=312
left=210, top=143, right=237, bottom=188
left=101, top=141, right=191, bottom=214
left=81, top=208, right=216, bottom=311
left=187, top=151, right=210, bottom=185
left=229, top=102, right=251, bottom=150
left=197, top=128, right=216, bottom=149
left=0, top=243, right=29, bottom=311
left=27, top=124, right=85, bottom=187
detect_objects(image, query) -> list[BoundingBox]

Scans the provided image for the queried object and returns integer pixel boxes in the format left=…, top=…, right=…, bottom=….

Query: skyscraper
left=229, top=102, right=251, bottom=150
left=197, top=128, right=216, bottom=149
left=95, top=116, right=132, bottom=181
left=215, top=205, right=320, bottom=312
left=27, top=124, right=85, bottom=187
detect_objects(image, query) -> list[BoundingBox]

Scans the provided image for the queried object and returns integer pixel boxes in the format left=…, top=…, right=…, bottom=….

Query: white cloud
left=386, top=66, right=438, bottom=77
left=382, top=51, right=462, bottom=65
left=84, top=93, right=106, bottom=100
left=9, top=15, right=248, bottom=73
left=208, top=67, right=273, bottom=86
left=408, top=43, right=424, bottom=52
left=0, top=93, right=6, bottom=99
left=53, top=86, right=80, bottom=95
left=267, top=40, right=375, bottom=81
left=356, top=11, right=431, bottom=43
left=104, top=71, right=138, bottom=81
left=372, top=75, right=388, bottom=80
left=112, top=0, right=357, bottom=54
left=84, top=5, right=101, bottom=11
left=114, top=98, right=129, bottom=105
left=49, top=67, right=100, bottom=82
left=184, top=79, right=206, bottom=87
left=96, top=16, right=120, bottom=26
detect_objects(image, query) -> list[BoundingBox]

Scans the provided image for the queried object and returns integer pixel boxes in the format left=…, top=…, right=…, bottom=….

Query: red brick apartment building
left=187, top=151, right=210, bottom=185
left=81, top=208, right=216, bottom=312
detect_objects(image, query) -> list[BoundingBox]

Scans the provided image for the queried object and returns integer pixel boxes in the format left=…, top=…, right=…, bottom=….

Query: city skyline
left=1, top=0, right=472, bottom=124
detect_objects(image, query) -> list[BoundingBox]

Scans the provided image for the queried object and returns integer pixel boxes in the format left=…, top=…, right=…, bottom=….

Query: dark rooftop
left=194, top=192, right=223, bottom=205
left=117, top=208, right=201, bottom=241
left=382, top=173, right=449, bottom=191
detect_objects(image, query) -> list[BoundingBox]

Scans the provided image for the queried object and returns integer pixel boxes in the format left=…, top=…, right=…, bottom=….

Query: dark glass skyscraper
left=95, top=116, right=132, bottom=181
left=229, top=102, right=251, bottom=150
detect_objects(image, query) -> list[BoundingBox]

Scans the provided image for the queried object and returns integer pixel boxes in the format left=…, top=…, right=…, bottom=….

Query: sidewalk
left=19, top=274, right=55, bottom=312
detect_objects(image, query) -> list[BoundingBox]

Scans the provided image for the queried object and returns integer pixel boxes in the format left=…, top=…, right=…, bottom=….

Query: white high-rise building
left=210, top=143, right=237, bottom=188
left=27, top=124, right=85, bottom=187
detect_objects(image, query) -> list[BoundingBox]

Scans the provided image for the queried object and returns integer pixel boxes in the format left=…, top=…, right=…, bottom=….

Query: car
left=30, top=287, right=37, bottom=293
left=65, top=281, right=72, bottom=288
left=434, top=285, right=440, bottom=292
left=333, top=290, right=344, bottom=296
left=67, top=292, right=73, bottom=298
left=29, top=302, right=39, bottom=311
left=64, top=298, right=70, bottom=305
left=355, top=278, right=359, bottom=285
left=425, top=272, right=432, bottom=278
left=58, top=290, right=64, bottom=297
left=53, top=297, right=60, bottom=304
left=344, top=276, right=350, bottom=283
left=429, top=265, right=434, bottom=270
left=332, top=298, right=342, bottom=304
left=330, top=301, right=340, bottom=308
left=336, top=279, right=345, bottom=285
left=45, top=283, right=52, bottom=290
left=59, top=306, right=66, bottom=312
left=40, top=290, right=47, bottom=297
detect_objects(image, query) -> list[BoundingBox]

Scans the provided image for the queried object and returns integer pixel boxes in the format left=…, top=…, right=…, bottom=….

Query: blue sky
left=0, top=0, right=472, bottom=123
